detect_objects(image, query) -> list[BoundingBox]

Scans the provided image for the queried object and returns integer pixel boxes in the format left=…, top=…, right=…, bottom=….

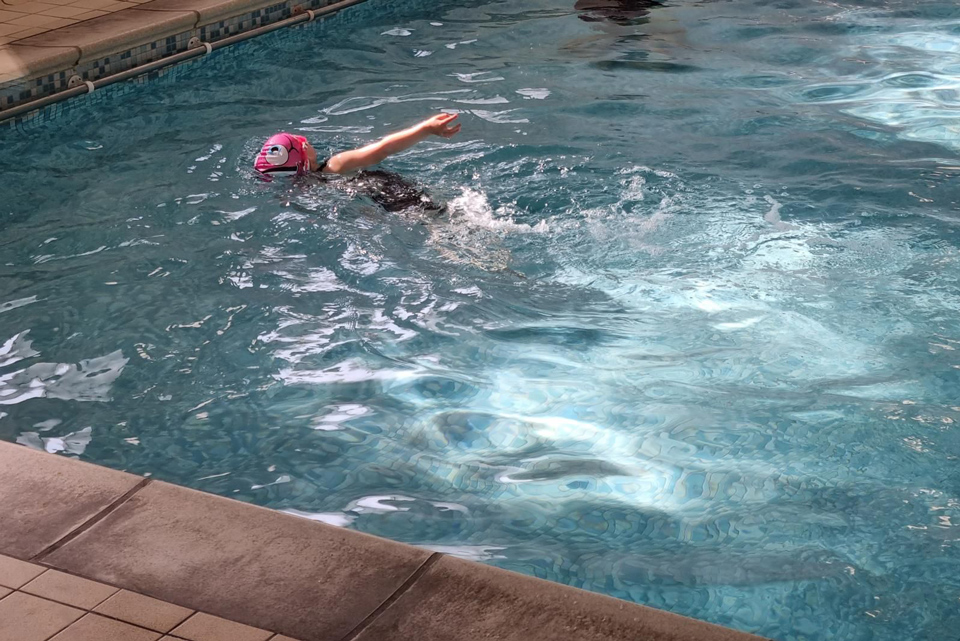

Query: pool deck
left=0, top=441, right=766, bottom=641
left=0, top=0, right=152, bottom=47
left=0, top=0, right=230, bottom=84
left=0, top=0, right=370, bottom=118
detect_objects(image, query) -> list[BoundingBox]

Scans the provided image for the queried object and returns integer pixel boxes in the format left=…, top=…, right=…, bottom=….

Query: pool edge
left=0, top=0, right=370, bottom=126
left=0, top=441, right=769, bottom=641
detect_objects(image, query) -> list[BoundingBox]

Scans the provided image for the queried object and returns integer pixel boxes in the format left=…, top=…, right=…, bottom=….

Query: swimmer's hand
left=324, top=112, right=461, bottom=174
left=422, top=113, right=461, bottom=138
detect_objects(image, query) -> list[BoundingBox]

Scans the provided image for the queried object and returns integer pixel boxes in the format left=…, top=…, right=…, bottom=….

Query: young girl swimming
left=253, top=112, right=461, bottom=212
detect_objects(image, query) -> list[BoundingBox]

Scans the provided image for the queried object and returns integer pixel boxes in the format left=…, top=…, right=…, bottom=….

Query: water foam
left=447, top=188, right=548, bottom=234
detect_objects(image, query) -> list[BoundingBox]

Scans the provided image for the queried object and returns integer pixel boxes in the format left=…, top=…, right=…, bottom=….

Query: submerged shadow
left=574, top=0, right=666, bottom=26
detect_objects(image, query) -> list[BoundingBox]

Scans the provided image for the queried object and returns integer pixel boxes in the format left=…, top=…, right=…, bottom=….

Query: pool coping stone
left=42, top=479, right=433, bottom=641
left=0, top=440, right=767, bottom=641
left=0, top=441, right=143, bottom=559
left=353, top=554, right=761, bottom=641
left=136, top=0, right=283, bottom=27
left=0, top=42, right=80, bottom=85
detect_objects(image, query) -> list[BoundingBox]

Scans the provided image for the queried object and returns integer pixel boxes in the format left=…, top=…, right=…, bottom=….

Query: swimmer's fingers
left=439, top=123, right=461, bottom=138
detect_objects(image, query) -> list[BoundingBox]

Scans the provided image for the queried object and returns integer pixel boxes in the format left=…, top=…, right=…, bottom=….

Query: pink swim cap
left=254, top=133, right=308, bottom=175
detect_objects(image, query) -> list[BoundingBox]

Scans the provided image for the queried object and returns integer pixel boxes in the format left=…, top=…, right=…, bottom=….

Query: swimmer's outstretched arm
left=322, top=113, right=460, bottom=174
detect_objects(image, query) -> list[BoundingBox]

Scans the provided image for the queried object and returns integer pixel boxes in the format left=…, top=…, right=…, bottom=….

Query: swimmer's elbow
left=325, top=154, right=359, bottom=174
left=324, top=155, right=346, bottom=174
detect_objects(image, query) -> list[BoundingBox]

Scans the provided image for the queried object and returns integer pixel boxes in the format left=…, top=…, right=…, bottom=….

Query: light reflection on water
left=2, top=0, right=960, bottom=639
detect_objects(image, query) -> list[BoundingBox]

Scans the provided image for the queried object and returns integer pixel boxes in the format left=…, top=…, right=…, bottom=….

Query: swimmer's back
left=342, top=169, right=443, bottom=214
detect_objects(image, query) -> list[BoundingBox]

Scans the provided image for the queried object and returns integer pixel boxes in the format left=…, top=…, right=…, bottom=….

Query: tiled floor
left=0, top=554, right=299, bottom=641
left=0, top=0, right=154, bottom=46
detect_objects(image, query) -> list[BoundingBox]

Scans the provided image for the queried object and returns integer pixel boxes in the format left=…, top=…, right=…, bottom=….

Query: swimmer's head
left=254, top=133, right=317, bottom=175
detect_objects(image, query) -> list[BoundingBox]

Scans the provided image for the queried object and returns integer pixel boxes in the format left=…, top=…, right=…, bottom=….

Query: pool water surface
left=2, top=0, right=960, bottom=639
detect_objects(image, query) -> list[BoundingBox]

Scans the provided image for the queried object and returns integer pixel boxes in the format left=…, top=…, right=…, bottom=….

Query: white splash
left=195, top=143, right=223, bottom=162
left=763, top=195, right=796, bottom=231
left=447, top=188, right=548, bottom=233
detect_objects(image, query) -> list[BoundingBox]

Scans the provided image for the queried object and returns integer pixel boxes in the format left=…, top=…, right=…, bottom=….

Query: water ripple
left=2, top=1, right=960, bottom=640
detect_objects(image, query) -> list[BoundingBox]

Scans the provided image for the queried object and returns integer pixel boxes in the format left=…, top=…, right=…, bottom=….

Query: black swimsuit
left=316, top=159, right=442, bottom=214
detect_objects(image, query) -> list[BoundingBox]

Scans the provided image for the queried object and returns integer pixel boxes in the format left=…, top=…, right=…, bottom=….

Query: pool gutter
left=0, top=0, right=371, bottom=126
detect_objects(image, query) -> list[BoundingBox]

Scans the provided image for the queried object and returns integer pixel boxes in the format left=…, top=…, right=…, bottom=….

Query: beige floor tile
left=95, top=590, right=194, bottom=633
left=0, top=28, right=26, bottom=43
left=74, top=9, right=108, bottom=19
left=68, top=0, right=133, bottom=10
left=6, top=13, right=76, bottom=28
left=22, top=570, right=118, bottom=610
left=50, top=613, right=163, bottom=641
left=3, top=2, right=61, bottom=14
left=39, top=4, right=94, bottom=18
left=269, top=636, right=305, bottom=641
left=0, top=592, right=83, bottom=641
left=0, top=24, right=21, bottom=36
left=171, top=613, right=273, bottom=641
left=34, top=0, right=80, bottom=5
left=0, top=554, right=45, bottom=590
left=7, top=26, right=50, bottom=39
left=0, top=10, right=27, bottom=23
left=0, top=587, right=10, bottom=599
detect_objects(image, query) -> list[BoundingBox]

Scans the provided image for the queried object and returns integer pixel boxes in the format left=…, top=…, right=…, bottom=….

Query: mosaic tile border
left=0, top=0, right=346, bottom=119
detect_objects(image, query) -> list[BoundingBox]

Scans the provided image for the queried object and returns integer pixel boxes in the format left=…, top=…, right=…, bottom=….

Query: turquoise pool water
left=3, top=0, right=960, bottom=638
